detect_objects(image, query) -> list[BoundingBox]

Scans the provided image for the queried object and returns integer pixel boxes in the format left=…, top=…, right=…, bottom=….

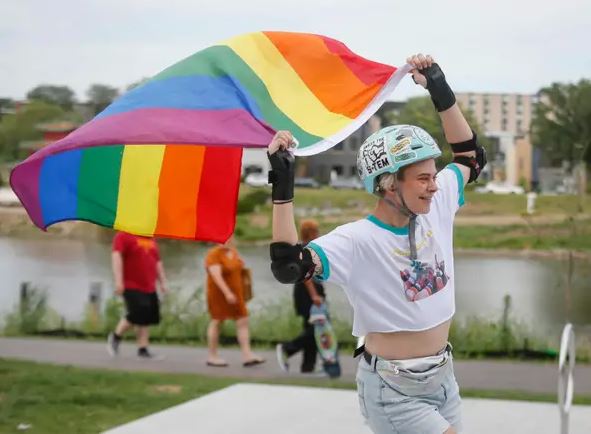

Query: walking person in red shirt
left=107, top=232, right=169, bottom=359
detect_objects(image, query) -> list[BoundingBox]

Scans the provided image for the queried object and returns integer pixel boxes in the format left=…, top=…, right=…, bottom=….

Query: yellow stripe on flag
left=221, top=32, right=352, bottom=137
left=114, top=145, right=165, bottom=235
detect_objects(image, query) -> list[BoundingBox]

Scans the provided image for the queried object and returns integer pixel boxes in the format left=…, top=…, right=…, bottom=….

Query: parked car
left=244, top=172, right=269, bottom=187
left=330, top=177, right=363, bottom=190
left=294, top=177, right=320, bottom=188
left=475, top=182, right=525, bottom=195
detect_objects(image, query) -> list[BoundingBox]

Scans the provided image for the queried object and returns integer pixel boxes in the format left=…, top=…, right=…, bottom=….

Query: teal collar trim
left=366, top=214, right=409, bottom=235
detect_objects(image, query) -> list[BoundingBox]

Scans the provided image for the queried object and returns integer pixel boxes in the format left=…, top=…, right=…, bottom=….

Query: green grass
left=0, top=358, right=237, bottom=434
left=454, top=219, right=591, bottom=250
left=239, top=185, right=590, bottom=217
left=0, top=359, right=590, bottom=434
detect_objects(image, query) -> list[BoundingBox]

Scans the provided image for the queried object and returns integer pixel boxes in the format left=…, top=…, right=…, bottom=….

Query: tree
left=0, top=101, right=64, bottom=160
left=126, top=78, right=150, bottom=92
left=86, top=84, right=119, bottom=115
left=386, top=96, right=490, bottom=167
left=531, top=80, right=591, bottom=168
left=0, top=98, right=14, bottom=112
left=26, top=85, right=75, bottom=110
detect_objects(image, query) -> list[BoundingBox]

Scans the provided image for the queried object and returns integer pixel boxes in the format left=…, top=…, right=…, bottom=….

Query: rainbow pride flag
left=10, top=31, right=409, bottom=242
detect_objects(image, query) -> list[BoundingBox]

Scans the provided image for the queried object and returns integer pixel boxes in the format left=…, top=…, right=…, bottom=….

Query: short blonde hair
left=377, top=173, right=397, bottom=193
left=376, top=167, right=407, bottom=193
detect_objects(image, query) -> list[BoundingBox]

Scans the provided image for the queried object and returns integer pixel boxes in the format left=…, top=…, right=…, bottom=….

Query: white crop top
left=307, top=164, right=464, bottom=337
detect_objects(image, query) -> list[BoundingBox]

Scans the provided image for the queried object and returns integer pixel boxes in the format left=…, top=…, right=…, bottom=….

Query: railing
left=558, top=323, right=575, bottom=434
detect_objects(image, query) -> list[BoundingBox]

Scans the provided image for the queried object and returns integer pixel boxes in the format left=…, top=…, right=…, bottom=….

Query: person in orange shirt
left=204, top=235, right=265, bottom=367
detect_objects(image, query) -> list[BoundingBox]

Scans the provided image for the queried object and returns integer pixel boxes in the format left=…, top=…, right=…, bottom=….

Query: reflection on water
left=1, top=237, right=590, bottom=340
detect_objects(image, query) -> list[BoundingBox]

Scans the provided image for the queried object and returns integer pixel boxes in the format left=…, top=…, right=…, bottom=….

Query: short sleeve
left=432, top=163, right=465, bottom=220
left=112, top=232, right=128, bottom=253
left=205, top=247, right=222, bottom=268
left=306, top=228, right=354, bottom=287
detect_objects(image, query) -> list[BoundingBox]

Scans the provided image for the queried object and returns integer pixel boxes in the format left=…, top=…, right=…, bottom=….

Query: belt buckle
left=387, top=361, right=400, bottom=375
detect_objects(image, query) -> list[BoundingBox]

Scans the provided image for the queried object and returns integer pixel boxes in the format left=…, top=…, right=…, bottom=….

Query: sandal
left=243, top=358, right=266, bottom=367
left=206, top=360, right=228, bottom=367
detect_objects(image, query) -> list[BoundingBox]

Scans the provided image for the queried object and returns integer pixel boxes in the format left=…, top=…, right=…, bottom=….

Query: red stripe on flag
left=320, top=36, right=395, bottom=86
left=195, top=146, right=243, bottom=243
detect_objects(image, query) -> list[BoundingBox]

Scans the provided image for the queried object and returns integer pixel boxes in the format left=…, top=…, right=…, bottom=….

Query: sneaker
left=137, top=348, right=154, bottom=359
left=137, top=348, right=165, bottom=360
left=107, top=332, right=121, bottom=357
left=276, top=344, right=289, bottom=373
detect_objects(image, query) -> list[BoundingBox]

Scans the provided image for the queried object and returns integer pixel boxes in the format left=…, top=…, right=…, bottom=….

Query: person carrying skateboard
left=276, top=219, right=327, bottom=374
left=266, top=54, right=486, bottom=433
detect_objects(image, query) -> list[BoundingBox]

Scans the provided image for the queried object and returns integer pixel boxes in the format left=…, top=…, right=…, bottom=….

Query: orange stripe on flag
left=155, top=145, right=205, bottom=239
left=264, top=32, right=382, bottom=119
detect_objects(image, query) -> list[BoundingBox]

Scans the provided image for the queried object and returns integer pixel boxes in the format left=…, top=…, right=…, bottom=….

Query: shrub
left=237, top=189, right=270, bottom=214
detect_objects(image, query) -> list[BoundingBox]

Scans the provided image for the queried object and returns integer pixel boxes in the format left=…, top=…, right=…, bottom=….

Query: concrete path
left=2, top=337, right=591, bottom=395
left=104, top=383, right=591, bottom=434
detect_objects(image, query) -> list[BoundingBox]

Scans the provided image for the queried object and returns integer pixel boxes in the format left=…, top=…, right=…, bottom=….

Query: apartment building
left=456, top=92, right=537, bottom=136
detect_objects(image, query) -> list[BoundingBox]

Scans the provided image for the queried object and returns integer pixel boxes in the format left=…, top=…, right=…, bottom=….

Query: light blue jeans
left=356, top=351, right=462, bottom=433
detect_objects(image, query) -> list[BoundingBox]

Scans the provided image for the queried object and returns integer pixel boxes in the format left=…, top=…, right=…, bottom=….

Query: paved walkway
left=2, top=337, right=591, bottom=396
left=103, top=384, right=591, bottom=434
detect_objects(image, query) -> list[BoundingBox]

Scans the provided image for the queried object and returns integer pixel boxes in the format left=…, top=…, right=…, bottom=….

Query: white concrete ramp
left=104, top=383, right=591, bottom=434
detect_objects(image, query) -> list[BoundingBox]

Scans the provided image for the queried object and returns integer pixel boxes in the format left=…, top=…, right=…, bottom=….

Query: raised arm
left=267, top=131, right=319, bottom=283
left=407, top=54, right=486, bottom=186
left=268, top=131, right=298, bottom=244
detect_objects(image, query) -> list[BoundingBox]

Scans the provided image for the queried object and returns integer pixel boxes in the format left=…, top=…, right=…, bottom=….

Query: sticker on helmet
left=389, top=137, right=411, bottom=155
left=360, top=137, right=389, bottom=175
left=413, top=127, right=436, bottom=146
left=394, top=151, right=417, bottom=163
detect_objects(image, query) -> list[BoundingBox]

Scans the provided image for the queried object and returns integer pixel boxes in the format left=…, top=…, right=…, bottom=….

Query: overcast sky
left=1, top=0, right=589, bottom=102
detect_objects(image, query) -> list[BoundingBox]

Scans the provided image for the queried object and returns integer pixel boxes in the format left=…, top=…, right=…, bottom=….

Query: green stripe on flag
left=152, top=45, right=322, bottom=148
left=77, top=145, right=124, bottom=228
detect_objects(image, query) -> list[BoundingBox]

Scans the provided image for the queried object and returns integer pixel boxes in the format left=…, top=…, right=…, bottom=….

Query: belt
left=363, top=343, right=452, bottom=371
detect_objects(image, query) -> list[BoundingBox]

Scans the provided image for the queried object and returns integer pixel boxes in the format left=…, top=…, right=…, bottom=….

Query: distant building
left=485, top=131, right=532, bottom=187
left=456, top=92, right=537, bottom=136
left=18, top=121, right=79, bottom=155
left=456, top=92, right=539, bottom=189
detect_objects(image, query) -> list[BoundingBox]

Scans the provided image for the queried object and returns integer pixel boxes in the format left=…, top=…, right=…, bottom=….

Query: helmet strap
left=376, top=183, right=419, bottom=260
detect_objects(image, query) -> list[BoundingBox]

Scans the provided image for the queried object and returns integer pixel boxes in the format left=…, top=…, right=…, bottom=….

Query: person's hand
left=407, top=53, right=434, bottom=89
left=311, top=295, right=323, bottom=306
left=115, top=282, right=124, bottom=296
left=225, top=292, right=237, bottom=305
left=268, top=130, right=294, bottom=155
left=160, top=285, right=169, bottom=295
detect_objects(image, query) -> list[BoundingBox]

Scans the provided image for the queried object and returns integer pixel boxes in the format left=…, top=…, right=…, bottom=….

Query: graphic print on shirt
left=394, top=230, right=449, bottom=302
left=136, top=238, right=155, bottom=253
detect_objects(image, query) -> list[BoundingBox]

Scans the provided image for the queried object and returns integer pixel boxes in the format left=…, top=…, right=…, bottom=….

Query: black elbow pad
left=270, top=242, right=315, bottom=284
left=452, top=133, right=487, bottom=183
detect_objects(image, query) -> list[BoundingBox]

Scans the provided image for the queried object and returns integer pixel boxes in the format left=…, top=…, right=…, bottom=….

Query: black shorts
left=123, top=289, right=160, bottom=326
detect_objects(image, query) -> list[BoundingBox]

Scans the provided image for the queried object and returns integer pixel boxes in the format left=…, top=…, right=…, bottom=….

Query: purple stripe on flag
left=28, top=108, right=276, bottom=161
left=9, top=157, right=45, bottom=229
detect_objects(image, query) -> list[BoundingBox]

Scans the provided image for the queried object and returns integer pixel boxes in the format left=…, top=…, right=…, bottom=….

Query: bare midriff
left=364, top=319, right=451, bottom=360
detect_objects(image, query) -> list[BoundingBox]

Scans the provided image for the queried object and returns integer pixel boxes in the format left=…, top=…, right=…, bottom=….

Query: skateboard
left=309, top=303, right=341, bottom=378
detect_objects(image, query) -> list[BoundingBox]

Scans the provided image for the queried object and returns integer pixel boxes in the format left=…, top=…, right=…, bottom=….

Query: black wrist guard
left=450, top=131, right=478, bottom=153
left=267, top=149, right=295, bottom=203
left=422, top=63, right=456, bottom=112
